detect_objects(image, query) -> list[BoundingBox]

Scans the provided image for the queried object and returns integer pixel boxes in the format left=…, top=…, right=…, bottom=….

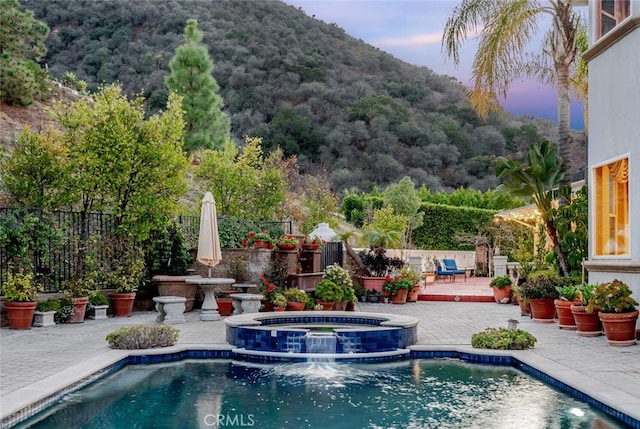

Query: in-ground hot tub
left=224, top=311, right=419, bottom=362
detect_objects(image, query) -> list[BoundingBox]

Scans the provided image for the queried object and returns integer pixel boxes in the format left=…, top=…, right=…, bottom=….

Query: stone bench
left=153, top=296, right=186, bottom=324
left=229, top=293, right=263, bottom=315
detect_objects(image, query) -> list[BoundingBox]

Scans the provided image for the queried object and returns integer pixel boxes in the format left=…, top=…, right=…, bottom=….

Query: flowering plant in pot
left=243, top=231, right=275, bottom=249
left=383, top=275, right=413, bottom=304
left=257, top=274, right=281, bottom=311
left=3, top=269, right=42, bottom=330
left=323, top=263, right=353, bottom=309
left=276, top=235, right=299, bottom=250
left=588, top=280, right=639, bottom=346
left=271, top=293, right=287, bottom=311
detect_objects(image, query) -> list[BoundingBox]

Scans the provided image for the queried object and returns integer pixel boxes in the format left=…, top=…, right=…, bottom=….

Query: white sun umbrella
left=196, top=192, right=222, bottom=277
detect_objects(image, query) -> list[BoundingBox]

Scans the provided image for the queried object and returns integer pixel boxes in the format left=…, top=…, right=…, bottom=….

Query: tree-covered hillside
left=22, top=0, right=583, bottom=193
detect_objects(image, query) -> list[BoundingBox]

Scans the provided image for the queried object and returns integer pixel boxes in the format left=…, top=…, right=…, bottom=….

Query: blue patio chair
left=437, top=259, right=467, bottom=282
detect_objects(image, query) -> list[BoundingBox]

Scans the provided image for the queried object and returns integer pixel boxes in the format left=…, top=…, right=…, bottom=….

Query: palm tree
left=442, top=0, right=582, bottom=190
left=496, top=141, right=570, bottom=276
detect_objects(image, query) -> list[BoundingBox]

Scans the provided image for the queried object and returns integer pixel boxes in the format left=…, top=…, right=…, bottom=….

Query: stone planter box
left=89, top=305, right=109, bottom=320
left=33, top=310, right=56, bottom=327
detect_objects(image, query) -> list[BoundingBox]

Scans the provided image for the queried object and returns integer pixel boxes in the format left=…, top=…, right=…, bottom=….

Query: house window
left=594, top=157, right=629, bottom=256
left=597, top=0, right=630, bottom=38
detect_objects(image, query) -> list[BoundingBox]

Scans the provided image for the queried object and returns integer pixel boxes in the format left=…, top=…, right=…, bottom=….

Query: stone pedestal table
left=186, top=277, right=235, bottom=321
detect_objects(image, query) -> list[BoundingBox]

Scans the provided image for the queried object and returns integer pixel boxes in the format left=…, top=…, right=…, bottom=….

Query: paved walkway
left=1, top=301, right=639, bottom=428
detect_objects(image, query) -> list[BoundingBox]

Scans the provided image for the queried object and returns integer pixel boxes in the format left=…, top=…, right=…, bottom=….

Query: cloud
left=376, top=32, right=443, bottom=48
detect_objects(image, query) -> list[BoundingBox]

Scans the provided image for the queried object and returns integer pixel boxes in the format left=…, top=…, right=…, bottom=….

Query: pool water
left=18, top=359, right=624, bottom=429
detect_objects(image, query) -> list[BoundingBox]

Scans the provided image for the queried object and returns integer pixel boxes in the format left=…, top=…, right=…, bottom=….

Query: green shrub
left=471, top=327, right=537, bottom=350
left=314, top=280, right=343, bottom=302
left=489, top=275, right=512, bottom=289
left=106, top=325, right=179, bottom=349
left=55, top=297, right=75, bottom=322
left=284, top=287, right=308, bottom=303
left=89, top=292, right=110, bottom=307
left=36, top=298, right=60, bottom=312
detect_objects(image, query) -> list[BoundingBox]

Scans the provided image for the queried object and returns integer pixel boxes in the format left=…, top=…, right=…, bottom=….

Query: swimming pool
left=15, top=359, right=625, bottom=428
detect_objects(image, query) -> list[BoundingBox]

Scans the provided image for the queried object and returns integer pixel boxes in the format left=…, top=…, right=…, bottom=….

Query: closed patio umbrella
left=197, top=192, right=222, bottom=277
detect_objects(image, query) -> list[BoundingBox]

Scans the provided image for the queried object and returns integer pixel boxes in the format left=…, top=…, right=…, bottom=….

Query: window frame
left=591, top=153, right=631, bottom=259
left=596, top=0, right=631, bottom=39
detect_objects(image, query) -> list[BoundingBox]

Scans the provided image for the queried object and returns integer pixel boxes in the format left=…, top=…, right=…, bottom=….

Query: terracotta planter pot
left=492, top=286, right=512, bottom=304
left=301, top=243, right=320, bottom=251
left=346, top=301, right=355, bottom=311
left=262, top=300, right=273, bottom=312
left=571, top=305, right=602, bottom=337
left=153, top=275, right=200, bottom=312
left=110, top=292, right=136, bottom=317
left=554, top=299, right=581, bottom=329
left=599, top=310, right=639, bottom=346
left=334, top=300, right=348, bottom=311
left=216, top=299, right=233, bottom=317
left=67, top=297, right=89, bottom=323
left=252, top=240, right=270, bottom=249
left=277, top=243, right=298, bottom=251
left=4, top=301, right=37, bottom=330
left=273, top=307, right=286, bottom=312
left=517, top=297, right=530, bottom=316
left=528, top=298, right=556, bottom=323
left=406, top=284, right=420, bottom=302
left=392, top=288, right=409, bottom=304
left=286, top=301, right=306, bottom=311
left=361, top=277, right=385, bottom=293
left=316, top=300, right=335, bottom=311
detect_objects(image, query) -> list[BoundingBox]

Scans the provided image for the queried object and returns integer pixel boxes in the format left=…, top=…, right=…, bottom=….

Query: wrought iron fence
left=0, top=207, right=291, bottom=294
left=321, top=242, right=344, bottom=271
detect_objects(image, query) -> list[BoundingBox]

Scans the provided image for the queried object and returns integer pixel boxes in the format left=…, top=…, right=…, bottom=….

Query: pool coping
left=2, top=343, right=639, bottom=429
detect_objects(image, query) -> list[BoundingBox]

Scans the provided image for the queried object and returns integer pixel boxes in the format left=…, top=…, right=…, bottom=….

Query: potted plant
left=271, top=293, right=287, bottom=311
left=554, top=284, right=581, bottom=330
left=354, top=284, right=367, bottom=302
left=3, top=269, right=42, bottom=330
left=401, top=266, right=421, bottom=302
left=284, top=288, right=308, bottom=311
left=301, top=235, right=323, bottom=251
left=489, top=275, right=513, bottom=304
left=511, top=283, right=530, bottom=316
left=106, top=238, right=145, bottom=317
left=366, top=289, right=381, bottom=303
left=588, top=279, right=639, bottom=346
left=323, top=263, right=353, bottom=310
left=383, top=275, right=413, bottom=305
left=59, top=279, right=92, bottom=323
left=243, top=231, right=275, bottom=250
left=276, top=234, right=299, bottom=251
left=148, top=223, right=199, bottom=312
left=215, top=289, right=234, bottom=317
left=258, top=275, right=281, bottom=312
left=571, top=284, right=602, bottom=336
left=55, top=297, right=76, bottom=323
left=314, top=279, right=343, bottom=310
left=33, top=298, right=60, bottom=327
left=87, top=292, right=110, bottom=320
left=519, top=268, right=561, bottom=322
left=423, top=257, right=437, bottom=285
left=358, top=247, right=404, bottom=292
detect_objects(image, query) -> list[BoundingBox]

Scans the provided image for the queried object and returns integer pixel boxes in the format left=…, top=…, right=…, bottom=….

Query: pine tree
left=165, top=19, right=230, bottom=152
left=0, top=0, right=50, bottom=106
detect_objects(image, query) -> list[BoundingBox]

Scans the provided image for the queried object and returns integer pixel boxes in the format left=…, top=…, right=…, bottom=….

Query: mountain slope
left=19, top=0, right=580, bottom=192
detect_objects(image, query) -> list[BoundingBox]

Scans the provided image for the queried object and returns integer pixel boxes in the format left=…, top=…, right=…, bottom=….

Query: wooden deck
left=418, top=275, right=495, bottom=302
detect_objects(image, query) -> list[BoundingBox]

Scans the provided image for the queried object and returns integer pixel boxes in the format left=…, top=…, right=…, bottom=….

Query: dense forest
left=22, top=0, right=585, bottom=193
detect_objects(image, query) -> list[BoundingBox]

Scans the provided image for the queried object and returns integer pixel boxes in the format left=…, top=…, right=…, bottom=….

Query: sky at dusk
left=283, top=0, right=586, bottom=131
